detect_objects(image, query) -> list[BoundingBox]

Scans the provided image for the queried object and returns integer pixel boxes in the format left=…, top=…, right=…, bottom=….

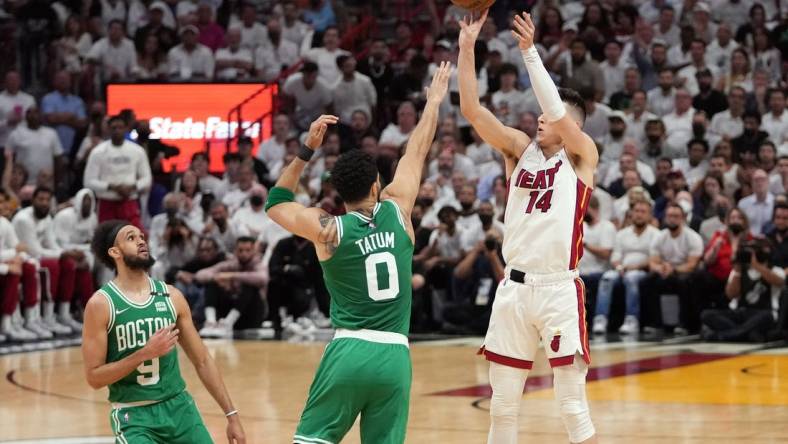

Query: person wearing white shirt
left=599, top=40, right=631, bottom=102
left=230, top=187, right=269, bottom=238
left=379, top=101, right=416, bottom=150
left=214, top=28, right=253, bottom=80
left=253, top=18, right=299, bottom=81
left=86, top=20, right=138, bottom=80
left=282, top=63, right=333, bottom=130
left=280, top=1, right=310, bottom=49
left=489, top=64, right=527, bottom=127
left=676, top=39, right=720, bottom=96
left=303, top=26, right=350, bottom=86
left=593, top=200, right=660, bottom=335
left=0, top=71, right=35, bottom=149
left=428, top=143, right=479, bottom=183
left=738, top=169, right=775, bottom=235
left=639, top=0, right=669, bottom=25
left=582, top=98, right=612, bottom=143
left=602, top=146, right=656, bottom=188
left=100, top=0, right=126, bottom=28
left=625, top=91, right=658, bottom=143
left=579, top=196, right=616, bottom=296
left=222, top=164, right=257, bottom=214
left=600, top=112, right=628, bottom=168
left=706, top=24, right=738, bottom=73
left=167, top=25, right=215, bottom=80
left=256, top=114, right=290, bottom=172
left=5, top=107, right=63, bottom=186
left=762, top=89, right=788, bottom=145
left=673, top=139, right=711, bottom=188
left=653, top=6, right=680, bottom=47
left=662, top=89, right=696, bottom=152
left=647, top=68, right=677, bottom=117
left=709, top=87, right=746, bottom=141
left=332, top=55, right=377, bottom=124
left=83, top=116, right=152, bottom=227
left=236, top=3, right=268, bottom=51
left=53, top=188, right=97, bottom=268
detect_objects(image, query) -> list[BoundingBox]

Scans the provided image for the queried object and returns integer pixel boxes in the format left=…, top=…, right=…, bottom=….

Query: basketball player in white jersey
left=458, top=11, right=598, bottom=444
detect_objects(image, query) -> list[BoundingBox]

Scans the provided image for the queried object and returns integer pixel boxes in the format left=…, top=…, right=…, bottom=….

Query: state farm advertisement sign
left=107, top=83, right=276, bottom=172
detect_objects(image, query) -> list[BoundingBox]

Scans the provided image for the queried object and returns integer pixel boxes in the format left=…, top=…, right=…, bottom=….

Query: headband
left=106, top=223, right=127, bottom=250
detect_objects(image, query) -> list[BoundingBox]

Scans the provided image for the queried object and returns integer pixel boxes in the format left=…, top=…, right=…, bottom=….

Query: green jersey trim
left=107, top=278, right=155, bottom=308
left=335, top=216, right=343, bottom=243
left=102, top=290, right=115, bottom=333
left=348, top=202, right=382, bottom=223
left=383, top=199, right=407, bottom=230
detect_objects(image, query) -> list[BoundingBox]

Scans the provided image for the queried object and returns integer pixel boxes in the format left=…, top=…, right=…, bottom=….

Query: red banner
left=106, top=83, right=277, bottom=172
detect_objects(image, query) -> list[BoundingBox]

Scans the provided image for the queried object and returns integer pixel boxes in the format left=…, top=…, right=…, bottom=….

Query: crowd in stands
left=0, top=0, right=787, bottom=343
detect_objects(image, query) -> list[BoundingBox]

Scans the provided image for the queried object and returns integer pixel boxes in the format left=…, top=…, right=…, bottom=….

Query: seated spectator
left=455, top=184, right=482, bottom=236
left=280, top=0, right=310, bottom=49
left=281, top=62, right=332, bottom=131
left=214, top=28, right=253, bottom=80
left=646, top=68, right=676, bottom=117
left=133, top=33, right=169, bottom=80
left=699, top=195, right=732, bottom=242
left=13, top=187, right=93, bottom=334
left=599, top=111, right=627, bottom=168
left=379, top=101, right=417, bottom=152
left=611, top=174, right=646, bottom=224
left=600, top=41, right=633, bottom=104
left=764, top=203, right=788, bottom=268
left=610, top=68, right=643, bottom=112
left=0, top=71, right=36, bottom=150
left=417, top=181, right=441, bottom=229
left=237, top=136, right=269, bottom=186
left=189, top=152, right=225, bottom=198
left=594, top=200, right=659, bottom=335
left=692, top=69, right=728, bottom=118
left=231, top=186, right=268, bottom=238
left=332, top=55, right=377, bottom=125
left=677, top=39, right=719, bottom=96
left=701, top=238, right=785, bottom=342
left=692, top=174, right=725, bottom=221
left=556, top=39, right=604, bottom=97
left=172, top=236, right=226, bottom=326
left=759, top=142, right=778, bottom=175
left=41, top=71, right=87, bottom=156
left=53, top=188, right=97, bottom=268
left=579, top=196, right=616, bottom=303
left=235, top=3, right=268, bottom=51
left=708, top=86, right=746, bottom=141
left=698, top=207, right=754, bottom=308
left=738, top=169, right=775, bottom=235
left=256, top=114, right=290, bottom=177
left=303, top=26, right=348, bottom=86
left=648, top=157, right=673, bottom=201
left=202, top=201, right=240, bottom=252
left=222, top=164, right=257, bottom=214
left=662, top=88, right=697, bottom=153
left=196, top=2, right=225, bottom=52
left=197, top=236, right=268, bottom=337
left=429, top=146, right=479, bottom=186
left=731, top=111, right=769, bottom=161
left=150, top=215, right=197, bottom=281
left=762, top=88, right=788, bottom=146
left=86, top=19, right=138, bottom=81
left=491, top=63, right=526, bottom=127
left=673, top=139, right=710, bottom=189
left=602, top=151, right=654, bottom=194
left=253, top=18, right=299, bottom=82
left=133, top=2, right=177, bottom=53
left=267, top=234, right=329, bottom=332
left=640, top=203, right=703, bottom=334
left=168, top=25, right=215, bottom=80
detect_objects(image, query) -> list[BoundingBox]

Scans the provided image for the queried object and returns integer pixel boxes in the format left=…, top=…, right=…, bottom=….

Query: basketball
left=451, top=0, right=496, bottom=12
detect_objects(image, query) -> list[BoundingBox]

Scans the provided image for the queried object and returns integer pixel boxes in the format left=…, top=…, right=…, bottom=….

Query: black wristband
left=297, top=145, right=315, bottom=162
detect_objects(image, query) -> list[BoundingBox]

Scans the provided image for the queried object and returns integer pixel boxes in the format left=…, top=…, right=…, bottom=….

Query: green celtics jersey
left=320, top=200, right=414, bottom=336
left=103, top=277, right=185, bottom=403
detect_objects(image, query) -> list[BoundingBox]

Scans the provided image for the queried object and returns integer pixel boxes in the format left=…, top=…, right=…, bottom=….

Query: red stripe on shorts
left=479, top=346, right=534, bottom=369
left=575, top=278, right=591, bottom=365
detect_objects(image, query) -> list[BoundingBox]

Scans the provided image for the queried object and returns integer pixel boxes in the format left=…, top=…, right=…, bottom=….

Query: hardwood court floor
left=1, top=338, right=788, bottom=443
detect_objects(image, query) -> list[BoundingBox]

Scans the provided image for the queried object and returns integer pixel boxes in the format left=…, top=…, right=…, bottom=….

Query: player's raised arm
left=381, top=61, right=451, bottom=228
left=458, top=10, right=529, bottom=159
left=265, top=114, right=339, bottom=247
left=169, top=286, right=246, bottom=444
left=512, top=12, right=599, bottom=172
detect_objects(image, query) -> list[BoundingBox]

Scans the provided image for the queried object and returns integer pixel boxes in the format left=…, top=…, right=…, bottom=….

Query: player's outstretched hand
left=426, top=61, right=452, bottom=104
left=141, top=324, right=179, bottom=360
left=458, top=9, right=488, bottom=49
left=512, top=12, right=536, bottom=50
left=305, top=114, right=339, bottom=150
left=226, top=415, right=246, bottom=444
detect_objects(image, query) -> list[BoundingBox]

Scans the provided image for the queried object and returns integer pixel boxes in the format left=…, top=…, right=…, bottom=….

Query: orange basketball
left=450, top=0, right=496, bottom=12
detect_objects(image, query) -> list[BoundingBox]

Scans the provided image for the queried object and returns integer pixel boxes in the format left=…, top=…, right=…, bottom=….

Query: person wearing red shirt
left=699, top=207, right=753, bottom=307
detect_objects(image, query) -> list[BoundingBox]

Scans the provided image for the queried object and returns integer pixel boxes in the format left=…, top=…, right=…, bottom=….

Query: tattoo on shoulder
left=317, top=213, right=339, bottom=254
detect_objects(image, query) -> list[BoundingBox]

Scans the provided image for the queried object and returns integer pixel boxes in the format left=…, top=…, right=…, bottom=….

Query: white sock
left=43, top=301, right=55, bottom=320
left=1, top=314, right=11, bottom=332
left=205, top=307, right=217, bottom=324
left=24, top=305, right=38, bottom=323
left=488, top=362, right=529, bottom=444
left=224, top=309, right=241, bottom=327
left=58, top=302, right=71, bottom=319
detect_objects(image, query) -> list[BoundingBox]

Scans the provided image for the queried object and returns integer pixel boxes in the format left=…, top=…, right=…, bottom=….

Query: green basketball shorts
left=294, top=332, right=412, bottom=444
left=109, top=390, right=212, bottom=444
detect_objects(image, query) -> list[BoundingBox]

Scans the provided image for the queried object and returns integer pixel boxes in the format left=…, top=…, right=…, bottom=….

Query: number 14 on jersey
left=525, top=189, right=553, bottom=213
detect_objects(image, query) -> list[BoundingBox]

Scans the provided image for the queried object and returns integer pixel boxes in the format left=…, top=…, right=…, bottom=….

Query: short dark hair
left=558, top=87, right=586, bottom=123
left=687, top=138, right=709, bottom=152
left=108, top=19, right=124, bottom=29
left=658, top=156, right=673, bottom=166
left=330, top=150, right=379, bottom=204
left=91, top=219, right=129, bottom=270
left=499, top=63, right=518, bottom=77
left=223, top=152, right=241, bottom=163
left=336, top=54, right=351, bottom=68
left=666, top=202, right=685, bottom=216
left=604, top=39, right=622, bottom=49
left=743, top=110, right=762, bottom=123
left=107, top=114, right=125, bottom=126
left=437, top=205, right=458, bottom=221
left=191, top=151, right=208, bottom=162
left=301, top=61, right=318, bottom=73
left=32, top=186, right=53, bottom=199
left=236, top=236, right=256, bottom=246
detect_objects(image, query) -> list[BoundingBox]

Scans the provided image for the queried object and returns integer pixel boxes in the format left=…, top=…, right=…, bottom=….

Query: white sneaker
left=592, top=315, right=607, bottom=335
left=618, top=316, right=640, bottom=335
left=309, top=310, right=332, bottom=329
left=41, top=317, right=72, bottom=335
left=673, top=326, right=689, bottom=336
left=296, top=317, right=317, bottom=333
left=25, top=319, right=53, bottom=339
left=199, top=322, right=219, bottom=338
left=216, top=319, right=234, bottom=338
left=4, top=325, right=37, bottom=341
left=58, top=315, right=83, bottom=332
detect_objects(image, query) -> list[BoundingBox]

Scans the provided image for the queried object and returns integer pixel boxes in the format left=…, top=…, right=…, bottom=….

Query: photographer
left=701, top=238, right=785, bottom=342
left=151, top=216, right=197, bottom=280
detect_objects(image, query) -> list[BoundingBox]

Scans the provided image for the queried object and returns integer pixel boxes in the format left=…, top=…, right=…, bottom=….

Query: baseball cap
left=435, top=39, right=452, bottom=50
left=608, top=110, right=627, bottom=121
left=149, top=1, right=167, bottom=13
left=179, top=24, right=199, bottom=35
left=562, top=21, right=579, bottom=33
left=694, top=2, right=711, bottom=14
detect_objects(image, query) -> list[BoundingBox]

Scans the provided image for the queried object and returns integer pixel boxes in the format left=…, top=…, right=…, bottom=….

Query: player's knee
left=553, top=365, right=595, bottom=443
left=489, top=390, right=521, bottom=418
left=488, top=362, right=528, bottom=418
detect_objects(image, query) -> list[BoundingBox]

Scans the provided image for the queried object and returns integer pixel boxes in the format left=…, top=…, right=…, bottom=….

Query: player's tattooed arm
left=317, top=212, right=339, bottom=254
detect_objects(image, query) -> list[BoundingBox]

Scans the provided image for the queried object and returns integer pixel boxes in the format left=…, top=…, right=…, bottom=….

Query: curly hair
left=330, top=149, right=379, bottom=204
left=91, top=219, right=129, bottom=271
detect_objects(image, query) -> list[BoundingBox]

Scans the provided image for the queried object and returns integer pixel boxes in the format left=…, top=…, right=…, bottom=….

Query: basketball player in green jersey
left=81, top=220, right=246, bottom=444
left=265, top=62, right=452, bottom=444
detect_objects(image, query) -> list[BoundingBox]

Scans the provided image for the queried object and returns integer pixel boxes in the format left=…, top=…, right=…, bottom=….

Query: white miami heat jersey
left=502, top=142, right=592, bottom=273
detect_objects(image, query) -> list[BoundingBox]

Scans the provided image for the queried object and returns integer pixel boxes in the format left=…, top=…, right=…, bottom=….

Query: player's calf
left=553, top=360, right=596, bottom=443
left=488, top=362, right=529, bottom=444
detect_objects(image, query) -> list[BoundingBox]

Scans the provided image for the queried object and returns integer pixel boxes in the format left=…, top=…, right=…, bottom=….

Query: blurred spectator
left=196, top=2, right=225, bottom=52
left=357, top=38, right=394, bottom=121
left=693, top=69, right=729, bottom=118
left=674, top=139, right=710, bottom=189
left=633, top=40, right=670, bottom=92
left=600, top=111, right=627, bottom=166
left=53, top=188, right=97, bottom=268
left=379, top=101, right=416, bottom=152
left=0, top=71, right=36, bottom=150
left=641, top=203, right=704, bottom=334
left=220, top=152, right=243, bottom=195
left=236, top=3, right=268, bottom=51
left=663, top=89, right=696, bottom=152
left=302, top=0, right=336, bottom=33
left=332, top=55, right=376, bottom=124
left=303, top=26, right=348, bottom=86
left=762, top=88, right=788, bottom=146
left=280, top=0, right=310, bottom=48
left=739, top=169, right=775, bottom=235
left=231, top=186, right=268, bottom=238
left=256, top=114, right=289, bottom=176
left=677, top=39, right=719, bottom=95
left=600, top=40, right=631, bottom=102
left=197, top=236, right=268, bottom=336
left=100, top=0, right=127, bottom=28
left=602, top=149, right=655, bottom=192
left=698, top=207, right=753, bottom=305
left=707, top=24, right=738, bottom=74
left=222, top=163, right=256, bottom=213
left=717, top=48, right=753, bottom=93
left=215, top=28, right=253, bottom=80
left=580, top=88, right=611, bottom=143
left=702, top=238, right=784, bottom=342
left=759, top=142, right=777, bottom=175
left=13, top=187, right=93, bottom=334
left=751, top=27, right=781, bottom=83
left=173, top=236, right=226, bottom=325
left=41, top=71, right=87, bottom=156
left=83, top=115, right=152, bottom=227
left=133, top=34, right=170, bottom=80
left=693, top=174, right=726, bottom=221
left=652, top=6, right=679, bottom=47
left=0, top=201, right=39, bottom=340
left=203, top=201, right=239, bottom=252
left=152, top=215, right=197, bottom=280
left=5, top=106, right=64, bottom=187
left=87, top=19, right=138, bottom=81
left=731, top=111, right=769, bottom=161
left=593, top=200, right=659, bottom=335
left=579, top=195, right=616, bottom=300
left=135, top=119, right=180, bottom=188
left=556, top=39, right=604, bottom=96
left=647, top=68, right=676, bottom=117
left=609, top=68, right=642, bottom=111
left=253, top=18, right=299, bottom=82
left=282, top=62, right=332, bottom=130
left=134, top=2, right=177, bottom=53
left=16, top=0, right=60, bottom=88
left=55, top=15, right=94, bottom=77
left=168, top=24, right=215, bottom=80
left=190, top=152, right=224, bottom=198
left=625, top=91, right=657, bottom=144
left=765, top=204, right=788, bottom=267
left=455, top=184, right=482, bottom=236
left=769, top=155, right=788, bottom=195
left=389, top=54, right=429, bottom=109
left=267, top=234, right=329, bottom=331
left=690, top=2, right=717, bottom=44
left=490, top=64, right=527, bottom=127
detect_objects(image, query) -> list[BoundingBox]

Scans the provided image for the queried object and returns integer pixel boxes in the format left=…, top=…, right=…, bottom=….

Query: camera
left=484, top=236, right=499, bottom=251
left=736, top=240, right=770, bottom=266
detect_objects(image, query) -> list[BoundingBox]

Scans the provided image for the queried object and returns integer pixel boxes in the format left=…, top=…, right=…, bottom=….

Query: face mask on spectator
left=460, top=201, right=473, bottom=211
left=479, top=213, right=493, bottom=226
left=165, top=207, right=178, bottom=219
left=418, top=197, right=434, bottom=207
left=250, top=195, right=264, bottom=207
left=729, top=223, right=744, bottom=235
